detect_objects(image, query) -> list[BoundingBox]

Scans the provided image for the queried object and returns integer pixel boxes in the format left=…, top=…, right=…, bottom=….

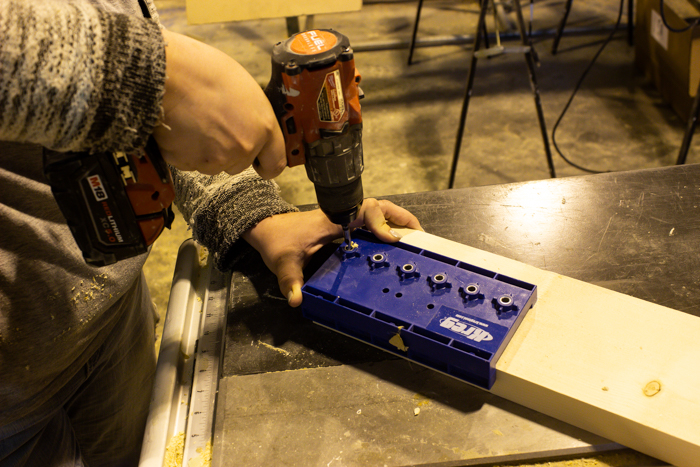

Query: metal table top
left=213, top=164, right=698, bottom=466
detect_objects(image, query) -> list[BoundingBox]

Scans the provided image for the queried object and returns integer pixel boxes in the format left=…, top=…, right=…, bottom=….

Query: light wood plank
left=185, top=0, right=362, bottom=25
left=396, top=228, right=700, bottom=467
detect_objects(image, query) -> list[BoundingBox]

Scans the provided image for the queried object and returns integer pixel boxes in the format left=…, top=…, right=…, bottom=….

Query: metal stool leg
left=449, top=0, right=556, bottom=188
left=553, top=0, right=633, bottom=53
left=627, top=0, right=634, bottom=46
left=448, top=0, right=489, bottom=188
left=514, top=0, right=556, bottom=178
left=551, top=0, right=573, bottom=55
left=411, top=0, right=490, bottom=66
left=675, top=78, right=700, bottom=165
left=408, top=0, right=425, bottom=65
left=481, top=15, right=491, bottom=51
left=286, top=16, right=300, bottom=36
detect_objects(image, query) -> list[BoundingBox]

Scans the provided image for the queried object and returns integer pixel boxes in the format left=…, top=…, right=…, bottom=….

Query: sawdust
left=163, top=431, right=185, bottom=467
left=188, top=441, right=212, bottom=467
left=389, top=326, right=408, bottom=352
left=257, top=340, right=290, bottom=356
left=198, top=246, right=209, bottom=267
left=492, top=450, right=660, bottom=467
left=413, top=393, right=432, bottom=407
left=70, top=274, right=109, bottom=305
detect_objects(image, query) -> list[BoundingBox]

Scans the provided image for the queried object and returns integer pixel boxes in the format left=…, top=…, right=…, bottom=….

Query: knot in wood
left=643, top=380, right=662, bottom=397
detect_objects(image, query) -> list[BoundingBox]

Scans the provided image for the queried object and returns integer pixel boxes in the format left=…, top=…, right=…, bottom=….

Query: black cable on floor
left=550, top=0, right=626, bottom=174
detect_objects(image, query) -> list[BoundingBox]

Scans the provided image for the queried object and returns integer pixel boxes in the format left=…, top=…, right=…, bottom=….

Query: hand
left=153, top=29, right=286, bottom=178
left=242, top=199, right=422, bottom=307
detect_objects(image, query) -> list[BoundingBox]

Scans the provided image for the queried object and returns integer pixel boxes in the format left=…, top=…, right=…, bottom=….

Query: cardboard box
left=635, top=0, right=700, bottom=121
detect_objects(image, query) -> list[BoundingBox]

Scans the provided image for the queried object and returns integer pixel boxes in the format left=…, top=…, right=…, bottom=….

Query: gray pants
left=0, top=275, right=157, bottom=467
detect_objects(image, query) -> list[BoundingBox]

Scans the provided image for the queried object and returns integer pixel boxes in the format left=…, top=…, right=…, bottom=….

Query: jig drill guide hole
left=343, top=241, right=359, bottom=252
left=498, top=295, right=512, bottom=306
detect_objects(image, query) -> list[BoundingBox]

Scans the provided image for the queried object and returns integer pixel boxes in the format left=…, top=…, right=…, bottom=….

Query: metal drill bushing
left=492, top=294, right=518, bottom=313
left=368, top=252, right=389, bottom=270
left=428, top=272, right=451, bottom=290
left=397, top=262, right=419, bottom=279
left=459, top=283, right=483, bottom=301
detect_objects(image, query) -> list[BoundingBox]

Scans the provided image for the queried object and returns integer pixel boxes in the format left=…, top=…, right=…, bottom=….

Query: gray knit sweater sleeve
left=0, top=0, right=298, bottom=269
left=0, top=0, right=165, bottom=153
left=173, top=167, right=299, bottom=270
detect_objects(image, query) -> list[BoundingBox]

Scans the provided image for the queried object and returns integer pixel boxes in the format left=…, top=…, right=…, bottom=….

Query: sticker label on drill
left=427, top=306, right=509, bottom=354
left=290, top=30, right=337, bottom=55
left=317, top=69, right=345, bottom=122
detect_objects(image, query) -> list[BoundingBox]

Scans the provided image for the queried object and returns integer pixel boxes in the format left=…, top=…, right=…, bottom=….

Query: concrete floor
left=143, top=1, right=695, bottom=464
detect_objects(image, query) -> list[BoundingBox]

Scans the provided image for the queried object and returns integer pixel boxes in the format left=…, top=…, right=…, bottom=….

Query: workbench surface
left=212, top=164, right=699, bottom=466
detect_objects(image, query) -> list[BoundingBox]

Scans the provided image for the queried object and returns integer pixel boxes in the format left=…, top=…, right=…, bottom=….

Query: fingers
left=354, top=198, right=423, bottom=242
left=248, top=125, right=287, bottom=179
left=357, top=198, right=398, bottom=242
left=379, top=199, right=423, bottom=231
left=287, top=283, right=303, bottom=308
left=275, top=259, right=305, bottom=308
left=158, top=29, right=288, bottom=178
left=244, top=205, right=420, bottom=309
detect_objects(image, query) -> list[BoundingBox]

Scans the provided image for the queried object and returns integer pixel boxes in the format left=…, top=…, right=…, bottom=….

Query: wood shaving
left=389, top=326, right=408, bottom=352
left=257, top=340, right=290, bottom=356
left=163, top=431, right=185, bottom=467
left=198, top=245, right=209, bottom=267
left=188, top=441, right=212, bottom=467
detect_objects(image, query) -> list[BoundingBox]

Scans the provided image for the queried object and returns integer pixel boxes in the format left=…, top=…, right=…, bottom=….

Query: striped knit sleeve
left=0, top=0, right=165, bottom=153
left=172, top=167, right=299, bottom=270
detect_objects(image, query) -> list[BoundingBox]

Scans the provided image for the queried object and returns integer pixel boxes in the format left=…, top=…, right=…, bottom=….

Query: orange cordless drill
left=44, top=29, right=364, bottom=265
left=265, top=29, right=364, bottom=247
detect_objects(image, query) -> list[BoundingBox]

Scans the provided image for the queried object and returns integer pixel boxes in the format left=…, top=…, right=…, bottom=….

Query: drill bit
left=342, top=225, right=356, bottom=251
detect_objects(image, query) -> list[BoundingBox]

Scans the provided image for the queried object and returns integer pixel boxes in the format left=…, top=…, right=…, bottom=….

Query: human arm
left=172, top=162, right=421, bottom=307
left=171, top=166, right=299, bottom=268
left=0, top=0, right=165, bottom=153
left=242, top=199, right=423, bottom=307
left=155, top=29, right=286, bottom=179
left=0, top=0, right=284, bottom=179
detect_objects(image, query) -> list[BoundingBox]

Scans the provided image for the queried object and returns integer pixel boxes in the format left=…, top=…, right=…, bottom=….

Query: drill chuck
left=314, top=177, right=363, bottom=226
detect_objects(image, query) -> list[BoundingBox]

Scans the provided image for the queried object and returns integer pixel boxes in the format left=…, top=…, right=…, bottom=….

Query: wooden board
left=185, top=0, right=362, bottom=25
left=395, top=228, right=700, bottom=467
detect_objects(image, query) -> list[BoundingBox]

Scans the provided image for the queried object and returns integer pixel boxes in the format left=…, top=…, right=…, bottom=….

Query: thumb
left=275, top=258, right=305, bottom=308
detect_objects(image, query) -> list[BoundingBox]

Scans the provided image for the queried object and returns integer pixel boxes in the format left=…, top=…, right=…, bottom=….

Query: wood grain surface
left=396, top=228, right=700, bottom=467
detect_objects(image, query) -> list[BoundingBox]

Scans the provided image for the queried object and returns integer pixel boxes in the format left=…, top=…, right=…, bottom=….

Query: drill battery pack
left=43, top=138, right=175, bottom=266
